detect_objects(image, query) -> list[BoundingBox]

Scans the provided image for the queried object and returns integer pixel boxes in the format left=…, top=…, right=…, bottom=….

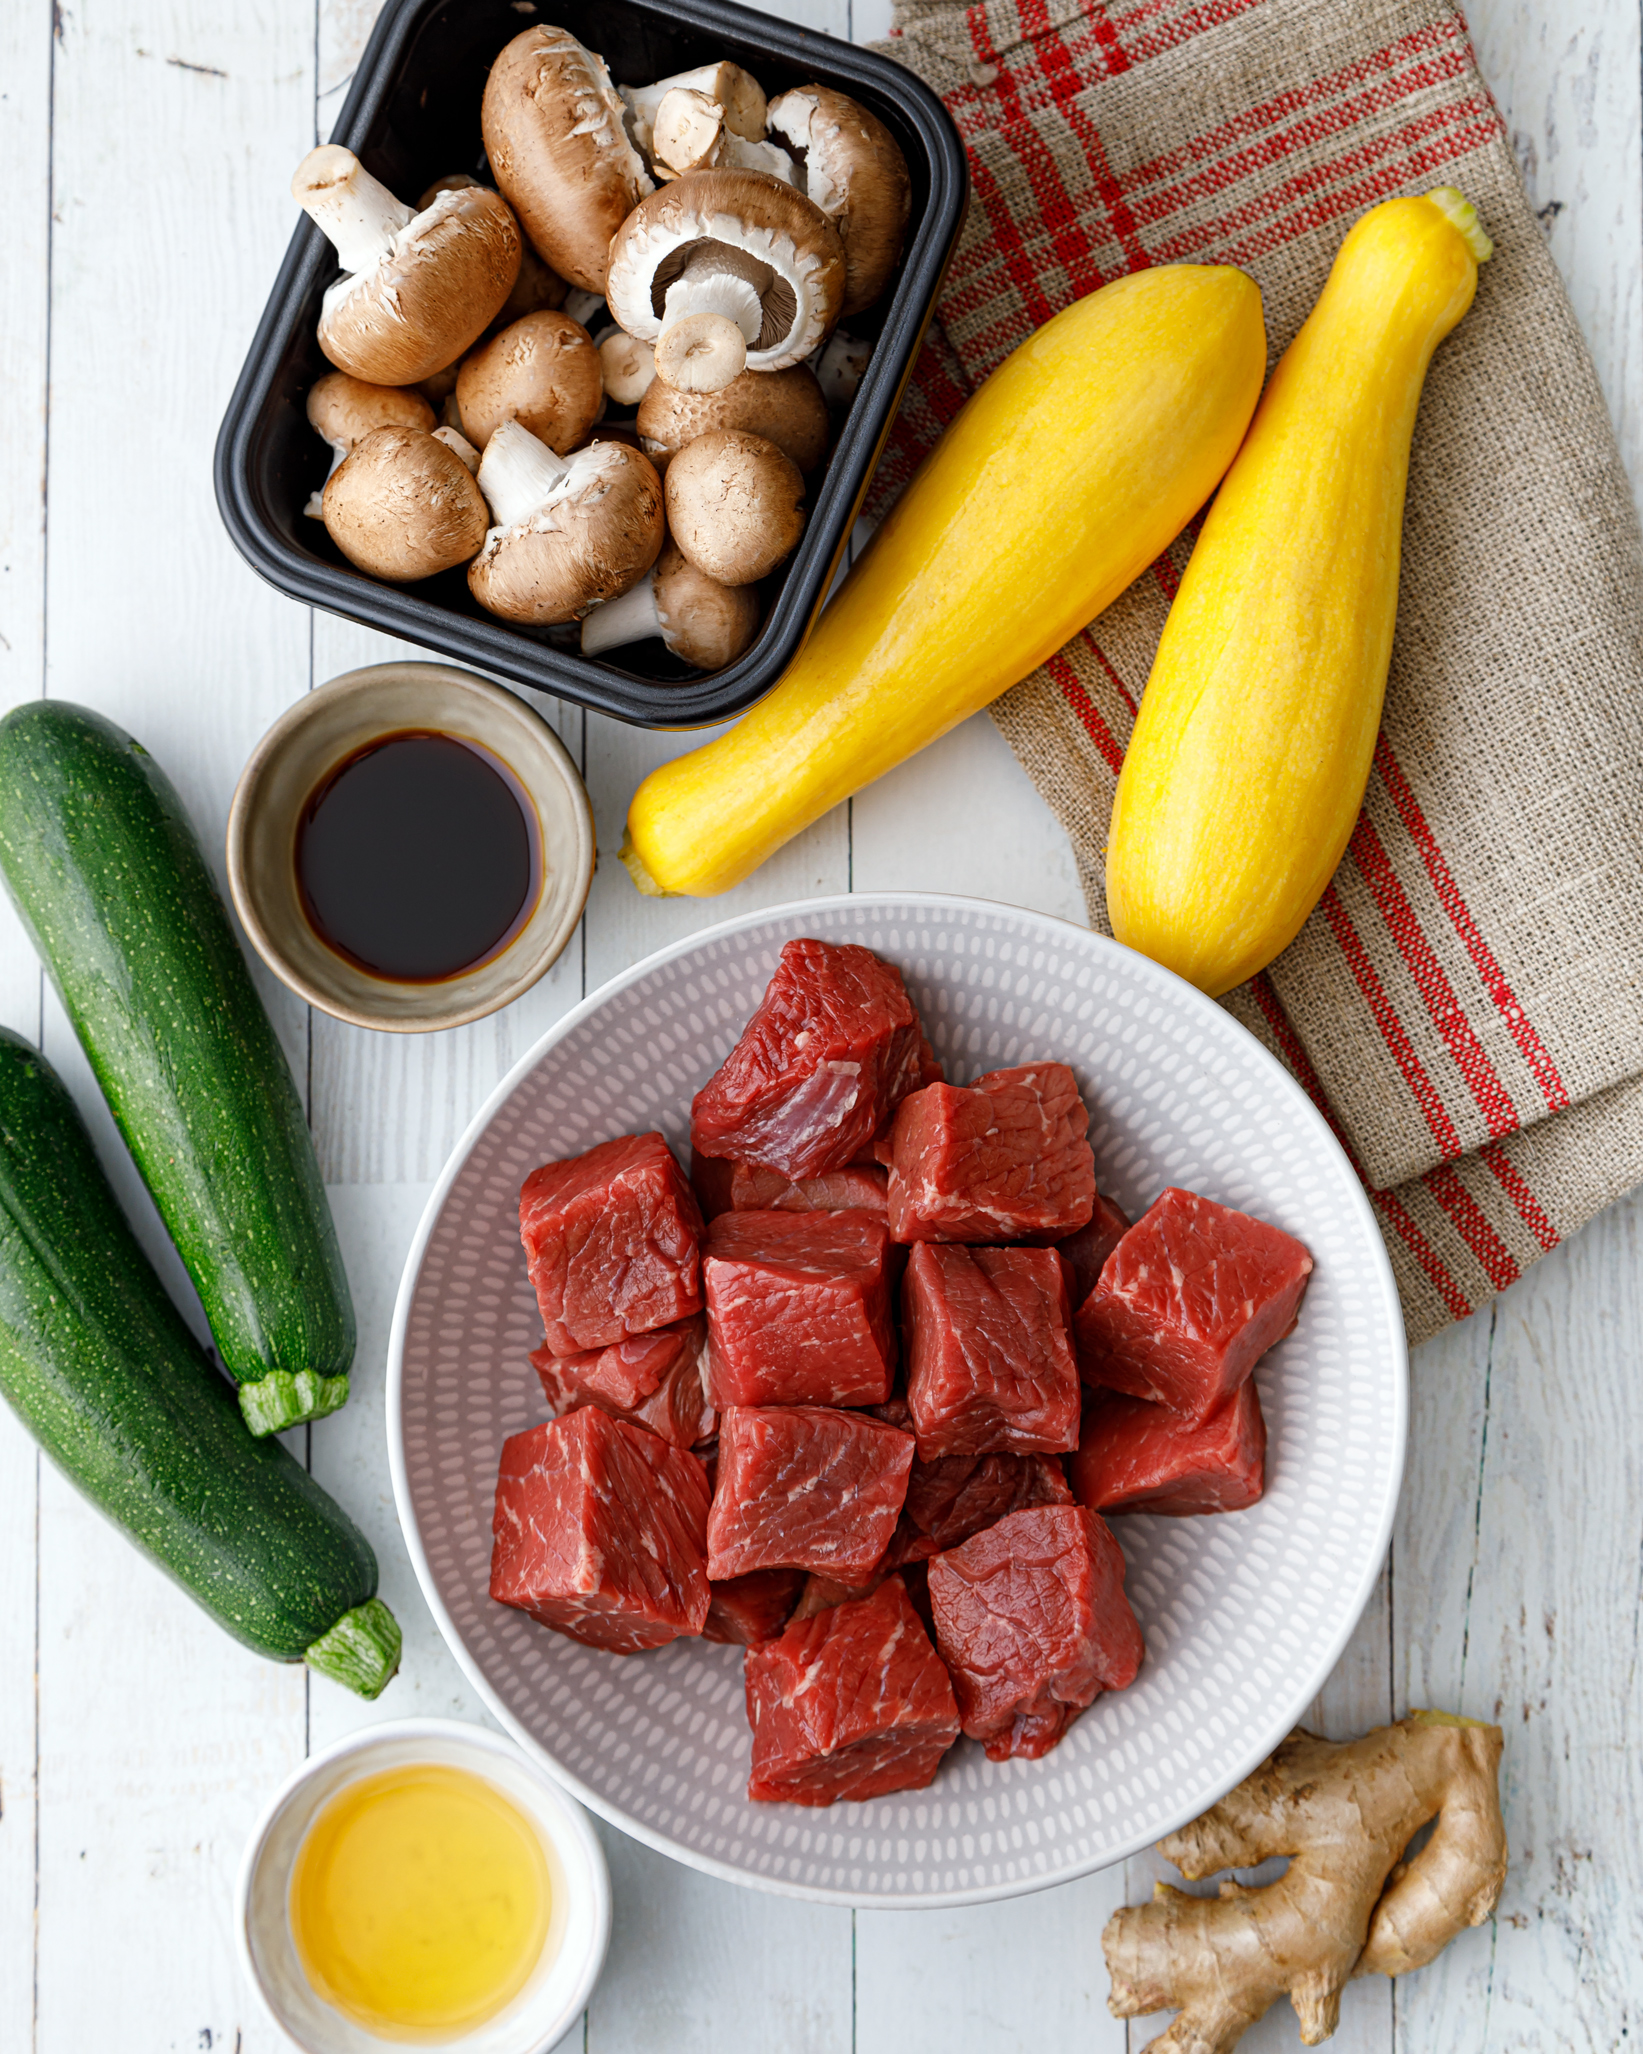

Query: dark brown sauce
left=297, top=730, right=541, bottom=984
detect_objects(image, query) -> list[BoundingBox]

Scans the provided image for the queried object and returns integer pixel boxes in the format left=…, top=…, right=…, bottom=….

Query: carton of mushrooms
left=289, top=25, right=910, bottom=681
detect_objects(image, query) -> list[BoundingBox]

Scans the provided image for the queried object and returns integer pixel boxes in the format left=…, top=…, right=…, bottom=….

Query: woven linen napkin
left=869, top=0, right=1643, bottom=1345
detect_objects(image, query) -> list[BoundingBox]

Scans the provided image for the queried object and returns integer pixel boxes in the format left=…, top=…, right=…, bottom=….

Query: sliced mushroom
left=469, top=417, right=665, bottom=623
left=636, top=363, right=828, bottom=472
left=321, top=424, right=490, bottom=582
left=594, top=325, right=657, bottom=406
left=581, top=540, right=762, bottom=670
left=812, top=328, right=873, bottom=413
left=766, top=86, right=911, bottom=316
left=650, top=87, right=796, bottom=183
left=303, top=371, right=435, bottom=516
left=481, top=27, right=653, bottom=295
left=621, top=62, right=768, bottom=160
left=664, top=428, right=805, bottom=585
left=455, top=310, right=603, bottom=452
left=292, top=145, right=522, bottom=386
left=606, top=170, right=845, bottom=395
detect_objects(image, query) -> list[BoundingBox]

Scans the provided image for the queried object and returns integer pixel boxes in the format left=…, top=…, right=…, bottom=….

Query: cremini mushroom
left=594, top=325, right=657, bottom=406
left=303, top=371, right=435, bottom=516
left=812, top=328, right=873, bottom=412
left=481, top=27, right=653, bottom=294
left=468, top=417, right=665, bottom=623
left=321, top=424, right=490, bottom=582
left=580, top=540, right=762, bottom=670
left=606, top=170, right=846, bottom=394
left=766, top=86, right=911, bottom=316
left=621, top=62, right=768, bottom=161
left=664, top=428, right=805, bottom=585
left=455, top=311, right=603, bottom=451
left=636, top=362, right=828, bottom=472
left=292, top=145, right=522, bottom=386
left=418, top=169, right=570, bottom=325
left=650, top=88, right=795, bottom=182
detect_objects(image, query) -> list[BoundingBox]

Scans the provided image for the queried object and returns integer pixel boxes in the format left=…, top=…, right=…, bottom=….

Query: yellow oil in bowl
left=289, top=1762, right=552, bottom=2040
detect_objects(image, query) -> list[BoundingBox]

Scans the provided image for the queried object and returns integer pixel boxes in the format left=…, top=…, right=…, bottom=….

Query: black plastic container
left=214, top=0, right=968, bottom=729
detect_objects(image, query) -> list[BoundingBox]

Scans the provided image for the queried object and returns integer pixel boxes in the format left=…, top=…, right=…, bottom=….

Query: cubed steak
left=903, top=1243, right=1081, bottom=1460
left=703, top=1566, right=805, bottom=1647
left=928, top=1504, right=1144, bottom=1761
left=691, top=938, right=924, bottom=1177
left=1070, top=1383, right=1266, bottom=1515
left=731, top=1161, right=890, bottom=1215
left=704, top=1208, right=897, bottom=1408
left=1074, top=1188, right=1312, bottom=1422
left=1057, top=1192, right=1133, bottom=1309
left=903, top=1448, right=1072, bottom=1552
left=520, top=1131, right=704, bottom=1356
left=745, top=1576, right=960, bottom=1804
left=489, top=1409, right=710, bottom=1653
left=707, top=1404, right=914, bottom=1581
left=530, top=1312, right=711, bottom=1449
left=887, top=1063, right=1096, bottom=1243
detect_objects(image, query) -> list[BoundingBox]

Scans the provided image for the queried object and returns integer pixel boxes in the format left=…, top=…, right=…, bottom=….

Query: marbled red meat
left=703, top=1566, right=805, bottom=1646
left=903, top=1448, right=1072, bottom=1551
left=731, top=1161, right=890, bottom=1215
left=489, top=1409, right=710, bottom=1653
left=520, top=1131, right=704, bottom=1355
left=1075, top=1188, right=1312, bottom=1423
left=1057, top=1192, right=1133, bottom=1309
left=1070, top=1383, right=1266, bottom=1515
left=903, top=1242, right=1080, bottom=1460
left=530, top=1312, right=711, bottom=1448
left=691, top=939, right=924, bottom=1178
left=707, top=1404, right=914, bottom=1580
left=887, top=1063, right=1096, bottom=1243
left=928, top=1504, right=1144, bottom=1760
left=745, top=1575, right=960, bottom=1804
left=704, top=1208, right=897, bottom=1407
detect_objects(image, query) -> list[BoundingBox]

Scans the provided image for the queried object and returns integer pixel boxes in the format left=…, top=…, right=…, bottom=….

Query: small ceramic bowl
left=227, top=663, right=594, bottom=1031
left=236, top=1717, right=611, bottom=2054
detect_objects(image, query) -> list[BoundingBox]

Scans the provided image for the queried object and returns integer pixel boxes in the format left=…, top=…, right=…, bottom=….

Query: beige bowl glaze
left=228, top=664, right=593, bottom=1031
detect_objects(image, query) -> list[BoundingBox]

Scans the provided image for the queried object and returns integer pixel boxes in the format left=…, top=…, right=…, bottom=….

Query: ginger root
left=1103, top=1710, right=1507, bottom=2054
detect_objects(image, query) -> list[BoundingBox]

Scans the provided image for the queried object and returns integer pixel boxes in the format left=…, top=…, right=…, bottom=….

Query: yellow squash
left=1105, top=188, right=1492, bottom=996
left=622, top=265, right=1267, bottom=898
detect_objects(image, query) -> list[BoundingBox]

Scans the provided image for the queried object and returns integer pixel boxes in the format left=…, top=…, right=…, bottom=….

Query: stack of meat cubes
left=490, top=938, right=1313, bottom=1806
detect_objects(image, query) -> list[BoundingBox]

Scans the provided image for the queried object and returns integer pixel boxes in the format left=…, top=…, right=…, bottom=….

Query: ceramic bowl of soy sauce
left=227, top=662, right=594, bottom=1032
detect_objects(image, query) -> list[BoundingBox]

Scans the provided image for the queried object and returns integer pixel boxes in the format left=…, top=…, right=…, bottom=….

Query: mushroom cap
left=306, top=371, right=435, bottom=452
left=456, top=310, right=603, bottom=452
left=468, top=441, right=666, bottom=624
left=482, top=26, right=654, bottom=295
left=321, top=425, right=490, bottom=582
left=664, top=428, right=805, bottom=586
left=637, top=362, right=828, bottom=472
left=606, top=170, right=846, bottom=374
left=317, top=184, right=522, bottom=387
left=420, top=174, right=570, bottom=324
left=653, top=541, right=763, bottom=668
left=767, top=85, right=911, bottom=316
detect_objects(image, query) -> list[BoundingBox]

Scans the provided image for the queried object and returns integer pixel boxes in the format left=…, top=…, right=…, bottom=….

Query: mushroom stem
left=580, top=572, right=662, bottom=656
left=476, top=417, right=571, bottom=526
left=433, top=426, right=481, bottom=473
left=654, top=244, right=771, bottom=392
left=662, top=249, right=764, bottom=345
left=292, top=144, right=415, bottom=276
left=564, top=288, right=606, bottom=328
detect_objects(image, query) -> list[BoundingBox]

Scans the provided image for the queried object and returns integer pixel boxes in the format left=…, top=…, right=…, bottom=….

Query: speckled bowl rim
left=385, top=892, right=1408, bottom=1906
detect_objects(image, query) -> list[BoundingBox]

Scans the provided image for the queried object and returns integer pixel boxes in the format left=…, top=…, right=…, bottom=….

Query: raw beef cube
left=861, top=1034, right=945, bottom=1166
left=1057, top=1192, right=1133, bottom=1310
left=691, top=939, right=924, bottom=1177
left=703, top=1566, right=805, bottom=1646
left=704, top=1209, right=897, bottom=1408
left=1074, top=1189, right=1313, bottom=1423
left=1070, top=1383, right=1266, bottom=1515
left=530, top=1312, right=710, bottom=1450
left=745, top=1576, right=960, bottom=1804
left=790, top=1559, right=937, bottom=1636
left=903, top=1243, right=1080, bottom=1460
left=929, top=1505, right=1144, bottom=1761
left=731, top=1160, right=890, bottom=1215
left=707, top=1404, right=914, bottom=1580
left=903, top=1449, right=1072, bottom=1552
left=887, top=1063, right=1096, bottom=1243
left=489, top=1409, right=710, bottom=1653
left=520, top=1131, right=704, bottom=1355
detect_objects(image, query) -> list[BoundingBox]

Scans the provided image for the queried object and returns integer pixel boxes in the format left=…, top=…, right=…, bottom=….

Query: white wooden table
left=2, top=1, right=1640, bottom=2047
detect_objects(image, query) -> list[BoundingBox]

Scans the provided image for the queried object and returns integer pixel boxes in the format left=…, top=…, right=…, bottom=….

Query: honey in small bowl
left=288, top=1761, right=552, bottom=2040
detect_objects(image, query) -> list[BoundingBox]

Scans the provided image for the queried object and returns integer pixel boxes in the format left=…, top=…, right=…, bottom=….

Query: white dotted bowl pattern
left=387, top=895, right=1406, bottom=1907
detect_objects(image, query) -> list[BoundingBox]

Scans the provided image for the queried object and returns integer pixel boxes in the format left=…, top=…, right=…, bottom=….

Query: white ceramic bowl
left=236, top=1718, right=610, bottom=2053
left=387, top=895, right=1406, bottom=1906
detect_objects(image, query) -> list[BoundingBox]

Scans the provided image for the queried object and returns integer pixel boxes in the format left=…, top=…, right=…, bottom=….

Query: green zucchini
left=0, top=702, right=354, bottom=1436
left=0, top=1027, right=398, bottom=1692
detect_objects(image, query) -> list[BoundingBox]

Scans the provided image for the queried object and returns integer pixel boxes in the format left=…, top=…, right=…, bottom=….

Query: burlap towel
left=871, top=0, right=1643, bottom=1346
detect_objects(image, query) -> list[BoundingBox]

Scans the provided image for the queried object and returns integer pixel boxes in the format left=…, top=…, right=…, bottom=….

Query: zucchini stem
left=306, top=1597, right=403, bottom=1698
left=239, top=1368, right=351, bottom=1437
left=1424, top=186, right=1493, bottom=263
left=618, top=828, right=670, bottom=896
